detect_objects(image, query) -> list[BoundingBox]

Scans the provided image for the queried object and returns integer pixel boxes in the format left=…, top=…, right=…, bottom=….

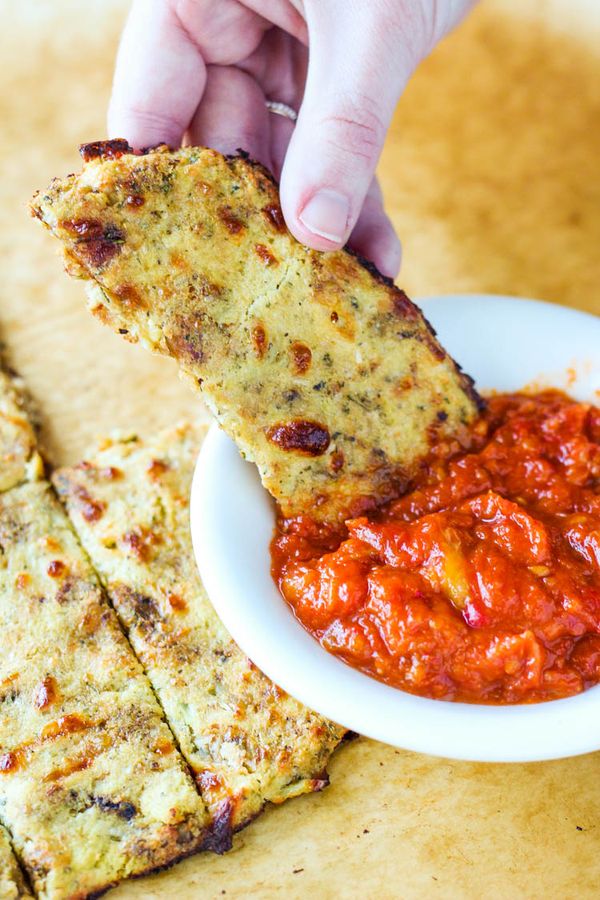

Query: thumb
left=280, top=1, right=418, bottom=251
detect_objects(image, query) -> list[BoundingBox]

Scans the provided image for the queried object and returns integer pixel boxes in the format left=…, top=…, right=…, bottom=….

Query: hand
left=109, top=0, right=474, bottom=278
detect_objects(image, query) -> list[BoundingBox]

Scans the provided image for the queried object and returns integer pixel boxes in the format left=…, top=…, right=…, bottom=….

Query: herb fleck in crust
left=0, top=363, right=44, bottom=493
left=0, top=481, right=209, bottom=899
left=0, top=825, right=31, bottom=898
left=32, top=142, right=481, bottom=523
left=53, top=422, right=345, bottom=833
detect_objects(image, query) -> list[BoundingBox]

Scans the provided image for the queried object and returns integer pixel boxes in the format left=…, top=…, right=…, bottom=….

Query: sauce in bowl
left=272, top=392, right=600, bottom=704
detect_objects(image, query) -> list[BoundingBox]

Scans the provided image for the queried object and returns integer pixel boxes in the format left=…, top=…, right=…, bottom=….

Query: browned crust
left=20, top=762, right=211, bottom=899
left=0, top=827, right=32, bottom=898
left=82, top=761, right=335, bottom=897
left=0, top=343, right=44, bottom=436
left=71, top=140, right=481, bottom=416
left=203, top=765, right=333, bottom=856
left=79, top=832, right=207, bottom=900
left=202, top=799, right=234, bottom=855
left=228, top=149, right=481, bottom=413
left=79, top=139, right=133, bottom=162
left=33, top=142, right=482, bottom=522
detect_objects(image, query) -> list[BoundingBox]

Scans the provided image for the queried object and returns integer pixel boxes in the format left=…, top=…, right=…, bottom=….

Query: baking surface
left=1, top=0, right=599, bottom=896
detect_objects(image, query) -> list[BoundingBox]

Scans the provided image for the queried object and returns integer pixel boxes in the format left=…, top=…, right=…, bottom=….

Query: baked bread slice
left=0, top=365, right=43, bottom=493
left=0, top=826, right=30, bottom=899
left=32, top=142, right=480, bottom=522
left=0, top=480, right=210, bottom=899
left=53, top=422, right=345, bottom=833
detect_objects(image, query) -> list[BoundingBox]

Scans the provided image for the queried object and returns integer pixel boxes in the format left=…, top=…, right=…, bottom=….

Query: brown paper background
left=1, top=1, right=600, bottom=896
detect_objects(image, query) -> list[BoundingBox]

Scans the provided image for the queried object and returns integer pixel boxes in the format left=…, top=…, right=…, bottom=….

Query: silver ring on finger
left=265, top=100, right=298, bottom=123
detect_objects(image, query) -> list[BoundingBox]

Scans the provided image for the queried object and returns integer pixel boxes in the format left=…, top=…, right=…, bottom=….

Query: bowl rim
left=190, top=294, right=600, bottom=762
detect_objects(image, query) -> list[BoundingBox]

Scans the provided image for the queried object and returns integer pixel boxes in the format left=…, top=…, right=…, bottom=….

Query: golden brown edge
left=77, top=833, right=208, bottom=900
left=0, top=291, right=347, bottom=900
left=0, top=485, right=213, bottom=898
left=32, top=139, right=484, bottom=420
left=50, top=450, right=350, bottom=861
left=0, top=825, right=33, bottom=898
left=48, top=461, right=347, bottom=849
left=45, top=433, right=349, bottom=889
left=0, top=344, right=47, bottom=474
left=200, top=143, right=482, bottom=414
left=56, top=743, right=346, bottom=900
left=26, top=137, right=441, bottom=891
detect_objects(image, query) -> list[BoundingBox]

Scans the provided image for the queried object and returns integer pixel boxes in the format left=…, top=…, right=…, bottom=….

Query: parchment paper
left=1, top=1, right=599, bottom=896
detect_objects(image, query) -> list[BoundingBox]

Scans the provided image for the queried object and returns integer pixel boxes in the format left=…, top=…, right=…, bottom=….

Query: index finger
left=108, top=0, right=207, bottom=149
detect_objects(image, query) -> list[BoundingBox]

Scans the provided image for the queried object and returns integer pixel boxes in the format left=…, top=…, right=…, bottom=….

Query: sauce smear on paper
left=271, top=392, right=600, bottom=703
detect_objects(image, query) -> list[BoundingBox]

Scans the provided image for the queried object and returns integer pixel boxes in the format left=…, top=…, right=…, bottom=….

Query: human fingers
left=347, top=177, right=401, bottom=279
left=108, top=0, right=207, bottom=148
left=188, top=64, right=271, bottom=167
left=239, top=0, right=307, bottom=43
left=280, top=0, right=473, bottom=253
left=108, top=0, right=270, bottom=148
left=240, top=28, right=307, bottom=178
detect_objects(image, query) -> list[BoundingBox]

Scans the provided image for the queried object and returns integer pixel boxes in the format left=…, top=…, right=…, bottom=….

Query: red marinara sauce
left=271, top=392, right=600, bottom=704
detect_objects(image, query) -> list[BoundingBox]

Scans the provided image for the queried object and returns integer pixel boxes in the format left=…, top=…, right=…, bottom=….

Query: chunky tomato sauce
left=271, top=392, right=600, bottom=703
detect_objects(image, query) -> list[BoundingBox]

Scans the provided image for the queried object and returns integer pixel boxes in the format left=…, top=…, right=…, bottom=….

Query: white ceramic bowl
left=191, top=295, right=600, bottom=762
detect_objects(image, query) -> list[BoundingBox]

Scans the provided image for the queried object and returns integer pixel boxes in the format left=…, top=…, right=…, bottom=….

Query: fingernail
left=298, top=190, right=350, bottom=243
